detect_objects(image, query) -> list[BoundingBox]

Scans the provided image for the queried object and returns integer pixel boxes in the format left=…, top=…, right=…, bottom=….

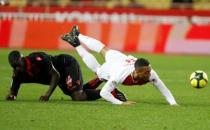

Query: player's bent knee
left=71, top=90, right=87, bottom=101
left=100, top=89, right=108, bottom=99
left=84, top=89, right=101, bottom=100
left=100, top=47, right=110, bottom=57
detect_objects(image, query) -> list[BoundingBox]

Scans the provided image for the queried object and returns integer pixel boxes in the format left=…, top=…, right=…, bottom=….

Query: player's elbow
left=100, top=88, right=109, bottom=99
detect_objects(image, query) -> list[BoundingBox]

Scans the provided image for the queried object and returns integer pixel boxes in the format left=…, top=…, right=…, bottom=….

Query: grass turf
left=0, top=48, right=210, bottom=130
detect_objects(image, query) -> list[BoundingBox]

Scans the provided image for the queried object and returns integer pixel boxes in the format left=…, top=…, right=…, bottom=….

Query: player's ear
left=8, top=50, right=21, bottom=68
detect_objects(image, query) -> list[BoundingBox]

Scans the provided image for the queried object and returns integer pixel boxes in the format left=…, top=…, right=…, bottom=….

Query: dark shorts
left=52, top=54, right=83, bottom=95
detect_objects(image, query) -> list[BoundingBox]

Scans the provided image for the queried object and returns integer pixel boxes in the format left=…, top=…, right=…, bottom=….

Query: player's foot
left=61, top=33, right=80, bottom=47
left=71, top=25, right=80, bottom=36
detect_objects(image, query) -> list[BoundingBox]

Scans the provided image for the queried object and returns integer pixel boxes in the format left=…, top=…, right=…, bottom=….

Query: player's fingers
left=128, top=101, right=136, bottom=104
left=6, top=95, right=16, bottom=101
left=171, top=104, right=179, bottom=106
left=122, top=101, right=136, bottom=105
left=39, top=96, right=45, bottom=101
left=39, top=96, right=49, bottom=102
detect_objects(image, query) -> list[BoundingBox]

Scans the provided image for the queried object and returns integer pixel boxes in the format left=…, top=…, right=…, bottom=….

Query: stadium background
left=0, top=0, right=210, bottom=130
left=1, top=0, right=210, bottom=54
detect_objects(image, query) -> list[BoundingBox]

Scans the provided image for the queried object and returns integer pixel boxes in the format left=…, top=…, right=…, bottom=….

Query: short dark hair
left=134, top=58, right=150, bottom=68
left=8, top=50, right=21, bottom=68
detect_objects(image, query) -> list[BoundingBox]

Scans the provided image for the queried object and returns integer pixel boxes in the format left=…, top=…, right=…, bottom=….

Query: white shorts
left=105, top=50, right=127, bottom=63
left=96, top=50, right=127, bottom=80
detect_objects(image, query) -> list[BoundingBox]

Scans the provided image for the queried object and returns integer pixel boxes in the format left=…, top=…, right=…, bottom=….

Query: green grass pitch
left=0, top=48, right=210, bottom=130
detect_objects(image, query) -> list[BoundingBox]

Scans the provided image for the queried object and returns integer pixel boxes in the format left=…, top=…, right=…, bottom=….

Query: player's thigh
left=64, top=64, right=83, bottom=91
left=105, top=50, right=127, bottom=63
left=65, top=62, right=83, bottom=83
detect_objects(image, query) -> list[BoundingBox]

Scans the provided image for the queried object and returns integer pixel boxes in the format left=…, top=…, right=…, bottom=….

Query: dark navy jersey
left=10, top=52, right=83, bottom=96
left=11, top=52, right=54, bottom=95
left=12, top=52, right=52, bottom=84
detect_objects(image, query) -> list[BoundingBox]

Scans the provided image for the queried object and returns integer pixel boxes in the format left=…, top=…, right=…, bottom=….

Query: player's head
left=8, top=50, right=22, bottom=69
left=133, top=58, right=151, bottom=81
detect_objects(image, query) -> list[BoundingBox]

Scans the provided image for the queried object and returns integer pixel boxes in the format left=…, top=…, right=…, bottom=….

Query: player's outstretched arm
left=6, top=76, right=21, bottom=101
left=100, top=80, right=126, bottom=105
left=150, top=70, right=178, bottom=106
left=40, top=64, right=60, bottom=101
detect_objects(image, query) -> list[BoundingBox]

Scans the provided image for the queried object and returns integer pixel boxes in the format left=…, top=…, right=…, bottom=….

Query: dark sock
left=111, top=89, right=127, bottom=102
left=83, top=77, right=103, bottom=90
left=84, top=89, right=101, bottom=100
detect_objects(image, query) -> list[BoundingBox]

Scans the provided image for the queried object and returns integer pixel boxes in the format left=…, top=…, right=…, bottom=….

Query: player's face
left=133, top=66, right=151, bottom=81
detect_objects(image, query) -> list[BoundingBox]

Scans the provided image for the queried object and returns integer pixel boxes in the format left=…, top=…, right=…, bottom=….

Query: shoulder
left=29, top=52, right=48, bottom=56
left=28, top=52, right=52, bottom=62
left=56, top=54, right=76, bottom=60
left=149, top=69, right=159, bottom=82
left=127, top=55, right=137, bottom=60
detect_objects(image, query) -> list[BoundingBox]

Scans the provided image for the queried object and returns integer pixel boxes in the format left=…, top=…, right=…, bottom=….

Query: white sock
left=78, top=34, right=105, bottom=53
left=75, top=46, right=100, bottom=73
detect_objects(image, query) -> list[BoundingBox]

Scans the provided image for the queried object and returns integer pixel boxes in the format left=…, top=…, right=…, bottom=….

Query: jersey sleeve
left=100, top=79, right=123, bottom=105
left=149, top=69, right=178, bottom=105
left=29, top=52, right=54, bottom=74
left=10, top=71, right=21, bottom=96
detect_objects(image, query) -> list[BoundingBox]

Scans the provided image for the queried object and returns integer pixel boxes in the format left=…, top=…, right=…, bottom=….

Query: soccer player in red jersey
left=62, top=25, right=178, bottom=106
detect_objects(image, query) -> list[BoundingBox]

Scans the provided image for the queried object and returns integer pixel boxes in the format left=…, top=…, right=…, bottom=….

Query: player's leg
left=74, top=26, right=126, bottom=60
left=111, top=89, right=127, bottom=102
left=78, top=33, right=107, bottom=54
left=83, top=77, right=127, bottom=101
left=78, top=34, right=127, bottom=60
left=62, top=36, right=101, bottom=73
left=62, top=26, right=128, bottom=71
left=62, top=25, right=110, bottom=57
left=67, top=25, right=107, bottom=53
left=83, top=77, right=103, bottom=90
left=78, top=34, right=128, bottom=62
left=72, top=88, right=127, bottom=101
left=71, top=90, right=88, bottom=101
left=83, top=89, right=101, bottom=100
left=61, top=58, right=100, bottom=101
left=75, top=45, right=100, bottom=73
left=78, top=35, right=128, bottom=64
left=83, top=87, right=127, bottom=101
left=62, top=58, right=87, bottom=101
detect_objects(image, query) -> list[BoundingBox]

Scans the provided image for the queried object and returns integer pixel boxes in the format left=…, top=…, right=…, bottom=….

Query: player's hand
left=171, top=103, right=179, bottom=106
left=121, top=101, right=136, bottom=105
left=39, top=95, right=49, bottom=102
left=6, top=94, right=16, bottom=101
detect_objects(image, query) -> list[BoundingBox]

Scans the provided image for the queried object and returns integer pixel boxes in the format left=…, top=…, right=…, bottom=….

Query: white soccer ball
left=190, top=70, right=208, bottom=89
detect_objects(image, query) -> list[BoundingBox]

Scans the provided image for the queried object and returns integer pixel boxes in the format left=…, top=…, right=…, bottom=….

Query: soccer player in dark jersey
left=6, top=50, right=126, bottom=102
left=61, top=25, right=178, bottom=105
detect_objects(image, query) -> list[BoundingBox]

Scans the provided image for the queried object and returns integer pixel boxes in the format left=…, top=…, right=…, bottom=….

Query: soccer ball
left=190, top=70, right=208, bottom=88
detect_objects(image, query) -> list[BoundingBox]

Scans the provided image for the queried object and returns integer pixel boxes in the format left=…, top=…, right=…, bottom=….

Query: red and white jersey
left=97, top=50, right=177, bottom=105
left=122, top=74, right=149, bottom=86
left=96, top=50, right=149, bottom=85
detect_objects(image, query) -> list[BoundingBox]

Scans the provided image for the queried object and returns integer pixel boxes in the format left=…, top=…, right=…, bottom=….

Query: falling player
left=62, top=25, right=178, bottom=105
